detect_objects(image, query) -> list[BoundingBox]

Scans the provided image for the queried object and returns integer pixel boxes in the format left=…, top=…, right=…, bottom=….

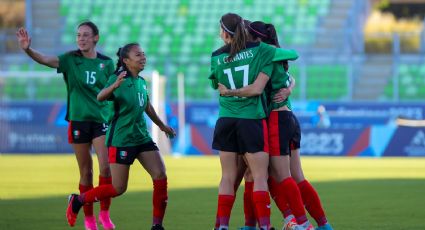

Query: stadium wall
left=1, top=101, right=425, bottom=157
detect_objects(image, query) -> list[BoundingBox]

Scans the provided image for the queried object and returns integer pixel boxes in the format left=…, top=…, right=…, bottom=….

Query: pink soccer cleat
left=99, top=210, right=115, bottom=230
left=84, top=216, right=98, bottom=230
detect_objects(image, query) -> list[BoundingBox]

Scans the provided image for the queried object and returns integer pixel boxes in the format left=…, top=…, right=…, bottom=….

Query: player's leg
left=242, top=165, right=256, bottom=229
left=136, top=142, right=167, bottom=230
left=245, top=151, right=270, bottom=230
left=268, top=111, right=313, bottom=230
left=290, top=114, right=332, bottom=230
left=73, top=143, right=98, bottom=230
left=92, top=124, right=114, bottom=230
left=66, top=162, right=130, bottom=228
left=290, top=149, right=332, bottom=230
left=66, top=145, right=134, bottom=228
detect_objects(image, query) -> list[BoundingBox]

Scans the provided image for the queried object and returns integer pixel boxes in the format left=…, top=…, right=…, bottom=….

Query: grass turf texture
left=0, top=155, right=424, bottom=229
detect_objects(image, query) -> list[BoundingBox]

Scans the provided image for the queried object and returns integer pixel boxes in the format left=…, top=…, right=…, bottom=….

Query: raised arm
left=16, top=27, right=59, bottom=68
left=218, top=72, right=270, bottom=97
left=145, top=102, right=176, bottom=138
left=97, top=71, right=126, bottom=101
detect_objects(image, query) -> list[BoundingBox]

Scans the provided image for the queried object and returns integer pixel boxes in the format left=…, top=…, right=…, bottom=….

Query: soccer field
left=0, top=155, right=424, bottom=230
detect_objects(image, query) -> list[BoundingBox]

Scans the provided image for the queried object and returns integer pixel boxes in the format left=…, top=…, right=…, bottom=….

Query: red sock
left=81, top=184, right=118, bottom=203
left=252, top=191, right=271, bottom=229
left=99, top=176, right=112, bottom=211
left=153, top=179, right=168, bottom=225
left=79, top=184, right=94, bottom=217
left=270, top=177, right=292, bottom=218
left=217, top=194, right=235, bottom=227
left=268, top=176, right=278, bottom=200
left=243, top=182, right=256, bottom=227
left=298, top=180, right=328, bottom=226
left=279, top=177, right=308, bottom=225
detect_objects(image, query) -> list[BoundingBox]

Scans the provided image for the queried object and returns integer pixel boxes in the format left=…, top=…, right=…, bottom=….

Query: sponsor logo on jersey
left=404, top=130, right=425, bottom=156
left=119, top=150, right=128, bottom=159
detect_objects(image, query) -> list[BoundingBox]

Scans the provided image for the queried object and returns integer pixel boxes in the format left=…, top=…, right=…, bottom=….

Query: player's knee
left=99, top=166, right=111, bottom=177
left=150, top=168, right=167, bottom=180
left=114, top=184, right=127, bottom=195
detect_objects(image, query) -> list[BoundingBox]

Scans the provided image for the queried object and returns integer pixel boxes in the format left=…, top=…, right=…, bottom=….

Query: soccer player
left=219, top=21, right=333, bottom=230
left=16, top=22, right=115, bottom=230
left=66, top=43, right=175, bottom=230
left=209, top=13, right=277, bottom=230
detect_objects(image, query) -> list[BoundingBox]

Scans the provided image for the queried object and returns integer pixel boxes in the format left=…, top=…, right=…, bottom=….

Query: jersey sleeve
left=258, top=43, right=276, bottom=77
left=208, top=55, right=219, bottom=89
left=104, top=74, right=118, bottom=101
left=57, top=53, right=70, bottom=74
left=273, top=48, right=299, bottom=62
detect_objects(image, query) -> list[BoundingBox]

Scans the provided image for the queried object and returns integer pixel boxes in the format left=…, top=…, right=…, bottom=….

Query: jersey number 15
left=85, top=71, right=96, bottom=85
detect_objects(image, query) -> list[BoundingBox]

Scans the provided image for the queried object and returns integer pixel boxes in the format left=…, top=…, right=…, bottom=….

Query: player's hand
left=113, top=71, right=126, bottom=89
left=161, top=125, right=176, bottom=139
left=218, top=83, right=230, bottom=96
left=273, top=87, right=291, bottom=103
left=16, top=27, right=31, bottom=51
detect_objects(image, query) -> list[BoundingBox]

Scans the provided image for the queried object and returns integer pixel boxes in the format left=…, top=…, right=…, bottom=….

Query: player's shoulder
left=96, top=52, right=112, bottom=61
left=212, top=44, right=230, bottom=57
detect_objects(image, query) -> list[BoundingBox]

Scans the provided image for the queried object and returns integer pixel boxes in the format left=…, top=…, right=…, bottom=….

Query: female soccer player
left=209, top=13, right=277, bottom=230
left=66, top=43, right=175, bottom=230
left=16, top=22, right=115, bottom=230
left=219, top=21, right=332, bottom=230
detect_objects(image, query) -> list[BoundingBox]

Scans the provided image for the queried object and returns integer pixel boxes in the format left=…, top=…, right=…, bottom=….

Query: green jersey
left=57, top=50, right=114, bottom=123
left=209, top=42, right=275, bottom=119
left=268, top=63, right=292, bottom=111
left=105, top=74, right=152, bottom=147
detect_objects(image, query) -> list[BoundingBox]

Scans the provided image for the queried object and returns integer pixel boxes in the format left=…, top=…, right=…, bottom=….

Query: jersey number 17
left=223, top=64, right=249, bottom=89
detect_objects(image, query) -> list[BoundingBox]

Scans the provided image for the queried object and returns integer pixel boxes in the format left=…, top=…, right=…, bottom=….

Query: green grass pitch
left=1, top=155, right=425, bottom=229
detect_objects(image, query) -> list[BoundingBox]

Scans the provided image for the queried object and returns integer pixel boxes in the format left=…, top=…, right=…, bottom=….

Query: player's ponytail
left=220, top=13, right=247, bottom=61
left=114, top=43, right=139, bottom=74
left=265, top=23, right=280, bottom=48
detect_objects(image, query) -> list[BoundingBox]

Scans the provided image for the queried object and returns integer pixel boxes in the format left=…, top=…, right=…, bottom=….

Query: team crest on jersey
left=119, top=151, right=128, bottom=159
left=99, top=63, right=105, bottom=70
left=73, top=130, right=80, bottom=138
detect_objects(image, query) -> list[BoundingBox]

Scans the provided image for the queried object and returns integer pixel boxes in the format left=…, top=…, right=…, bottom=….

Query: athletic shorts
left=108, top=141, right=159, bottom=165
left=268, top=111, right=301, bottom=156
left=212, top=117, right=269, bottom=154
left=68, top=121, right=108, bottom=144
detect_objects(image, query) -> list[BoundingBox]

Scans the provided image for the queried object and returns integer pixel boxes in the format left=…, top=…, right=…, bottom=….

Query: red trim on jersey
left=262, top=119, right=269, bottom=153
left=68, top=121, right=73, bottom=144
left=108, top=146, right=117, bottom=163
left=268, top=111, right=280, bottom=156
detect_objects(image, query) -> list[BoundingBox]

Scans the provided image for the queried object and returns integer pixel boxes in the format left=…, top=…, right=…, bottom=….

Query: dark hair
left=115, top=43, right=139, bottom=73
left=248, top=21, right=288, bottom=70
left=78, top=21, right=99, bottom=36
left=247, top=21, right=280, bottom=47
left=220, top=13, right=248, bottom=60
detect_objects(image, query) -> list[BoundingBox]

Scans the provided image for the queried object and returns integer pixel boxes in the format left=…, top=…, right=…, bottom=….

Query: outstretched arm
left=218, top=72, right=270, bottom=97
left=16, top=27, right=59, bottom=68
left=145, top=102, right=176, bottom=138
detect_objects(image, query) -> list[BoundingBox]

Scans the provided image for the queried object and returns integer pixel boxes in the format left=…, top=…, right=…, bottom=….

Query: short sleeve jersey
left=209, top=42, right=276, bottom=119
left=105, top=74, right=152, bottom=147
left=268, top=63, right=293, bottom=111
left=57, top=50, right=114, bottom=123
